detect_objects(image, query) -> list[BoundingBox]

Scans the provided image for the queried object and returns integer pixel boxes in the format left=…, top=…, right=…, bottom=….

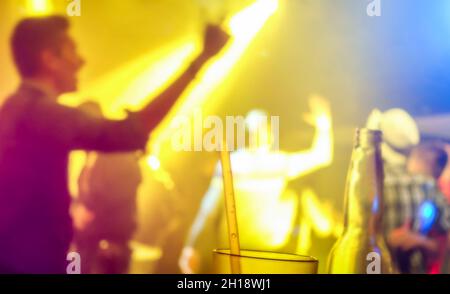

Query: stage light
left=147, top=155, right=161, bottom=171
left=25, top=0, right=53, bottom=16
left=229, top=0, right=278, bottom=40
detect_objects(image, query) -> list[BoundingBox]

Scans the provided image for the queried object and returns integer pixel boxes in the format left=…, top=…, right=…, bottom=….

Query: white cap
left=366, top=108, right=420, bottom=165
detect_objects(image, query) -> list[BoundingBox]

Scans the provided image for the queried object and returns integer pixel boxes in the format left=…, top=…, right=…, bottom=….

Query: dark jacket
left=0, top=83, right=148, bottom=273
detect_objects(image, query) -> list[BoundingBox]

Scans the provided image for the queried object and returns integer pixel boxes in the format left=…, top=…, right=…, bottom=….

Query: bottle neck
left=344, top=130, right=384, bottom=235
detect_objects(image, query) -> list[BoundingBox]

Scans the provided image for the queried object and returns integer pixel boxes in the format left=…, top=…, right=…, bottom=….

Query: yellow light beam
left=152, top=0, right=279, bottom=154
left=64, top=0, right=278, bottom=138
left=61, top=39, right=197, bottom=118
left=64, top=0, right=278, bottom=194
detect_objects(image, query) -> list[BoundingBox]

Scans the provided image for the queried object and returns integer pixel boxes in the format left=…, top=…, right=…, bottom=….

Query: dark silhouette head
left=11, top=16, right=85, bottom=94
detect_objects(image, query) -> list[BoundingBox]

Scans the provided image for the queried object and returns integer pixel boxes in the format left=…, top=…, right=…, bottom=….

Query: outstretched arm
left=138, top=25, right=229, bottom=133
left=286, top=95, right=334, bottom=180
left=48, top=26, right=229, bottom=153
left=388, top=223, right=439, bottom=253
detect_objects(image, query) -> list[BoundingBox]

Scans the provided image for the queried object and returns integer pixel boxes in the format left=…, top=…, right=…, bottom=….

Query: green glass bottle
left=327, top=129, right=395, bottom=274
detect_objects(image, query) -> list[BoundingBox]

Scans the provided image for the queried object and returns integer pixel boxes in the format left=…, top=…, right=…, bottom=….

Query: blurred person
left=406, top=143, right=449, bottom=273
left=367, top=109, right=450, bottom=274
left=71, top=102, right=142, bottom=274
left=0, top=16, right=229, bottom=273
left=73, top=152, right=142, bottom=274
left=407, top=143, right=448, bottom=180
left=179, top=96, right=334, bottom=274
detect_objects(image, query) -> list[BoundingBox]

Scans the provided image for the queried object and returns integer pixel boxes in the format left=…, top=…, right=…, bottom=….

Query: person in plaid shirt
left=367, top=109, right=450, bottom=274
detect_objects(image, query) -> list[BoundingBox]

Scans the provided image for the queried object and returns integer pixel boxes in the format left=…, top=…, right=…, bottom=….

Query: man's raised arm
left=138, top=25, right=230, bottom=133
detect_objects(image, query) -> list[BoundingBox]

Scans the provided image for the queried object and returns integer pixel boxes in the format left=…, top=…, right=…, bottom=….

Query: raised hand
left=201, top=24, right=230, bottom=60
left=303, top=95, right=332, bottom=131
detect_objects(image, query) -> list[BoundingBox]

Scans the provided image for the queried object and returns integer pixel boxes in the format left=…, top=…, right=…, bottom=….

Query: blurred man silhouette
left=179, top=96, right=334, bottom=274
left=0, top=16, right=229, bottom=273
